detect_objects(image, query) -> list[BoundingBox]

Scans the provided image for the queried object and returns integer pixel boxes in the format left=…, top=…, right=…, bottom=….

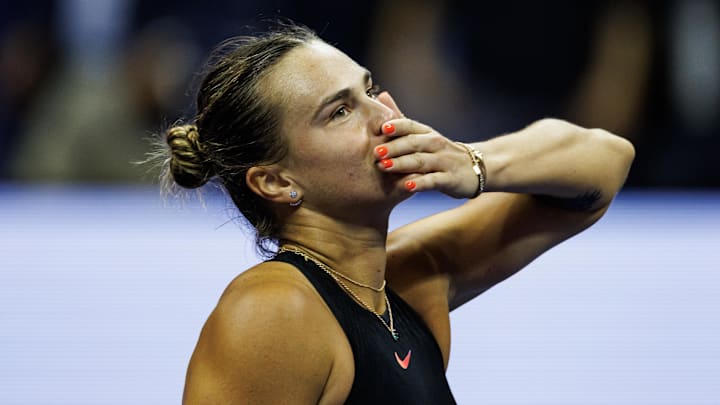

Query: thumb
left=377, top=91, right=404, bottom=119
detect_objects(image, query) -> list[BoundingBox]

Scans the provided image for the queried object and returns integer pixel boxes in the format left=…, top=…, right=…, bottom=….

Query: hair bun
left=166, top=124, right=214, bottom=188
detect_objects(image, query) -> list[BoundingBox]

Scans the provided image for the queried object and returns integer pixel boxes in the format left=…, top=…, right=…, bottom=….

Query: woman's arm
left=477, top=118, right=635, bottom=211
left=384, top=117, right=634, bottom=310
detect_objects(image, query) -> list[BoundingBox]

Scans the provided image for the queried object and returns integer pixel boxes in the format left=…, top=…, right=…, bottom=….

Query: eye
left=366, top=84, right=381, bottom=99
left=331, top=106, right=349, bottom=120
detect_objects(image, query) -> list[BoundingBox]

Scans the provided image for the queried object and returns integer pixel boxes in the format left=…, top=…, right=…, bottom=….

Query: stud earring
left=289, top=190, right=302, bottom=207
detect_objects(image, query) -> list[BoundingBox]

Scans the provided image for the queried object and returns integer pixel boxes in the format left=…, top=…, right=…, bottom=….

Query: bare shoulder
left=183, top=261, right=350, bottom=404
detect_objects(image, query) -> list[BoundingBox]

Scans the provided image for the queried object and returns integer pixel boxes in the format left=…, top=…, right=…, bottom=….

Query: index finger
left=381, top=118, right=433, bottom=137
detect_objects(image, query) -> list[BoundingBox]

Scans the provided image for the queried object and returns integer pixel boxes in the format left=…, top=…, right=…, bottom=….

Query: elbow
left=537, top=119, right=635, bottom=152
left=589, top=128, right=636, bottom=185
left=618, top=136, right=636, bottom=169
left=548, top=118, right=636, bottom=182
left=536, top=118, right=637, bottom=170
left=590, top=127, right=635, bottom=162
left=557, top=119, right=637, bottom=201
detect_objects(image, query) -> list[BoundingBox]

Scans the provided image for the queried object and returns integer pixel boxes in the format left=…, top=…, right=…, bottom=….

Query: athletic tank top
left=272, top=251, right=456, bottom=404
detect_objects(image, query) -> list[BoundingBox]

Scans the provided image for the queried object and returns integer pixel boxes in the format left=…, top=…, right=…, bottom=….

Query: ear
left=245, top=165, right=296, bottom=204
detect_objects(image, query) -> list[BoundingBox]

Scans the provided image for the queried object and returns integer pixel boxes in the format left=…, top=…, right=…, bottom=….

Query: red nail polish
left=382, top=123, right=395, bottom=135
left=375, top=146, right=388, bottom=158
left=405, top=180, right=416, bottom=191
left=381, top=159, right=393, bottom=169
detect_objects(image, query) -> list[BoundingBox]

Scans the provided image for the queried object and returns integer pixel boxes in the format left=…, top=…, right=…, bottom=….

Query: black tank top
left=272, top=251, right=456, bottom=404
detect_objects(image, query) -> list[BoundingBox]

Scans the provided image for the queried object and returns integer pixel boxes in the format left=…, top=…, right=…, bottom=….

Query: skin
left=183, top=40, right=635, bottom=404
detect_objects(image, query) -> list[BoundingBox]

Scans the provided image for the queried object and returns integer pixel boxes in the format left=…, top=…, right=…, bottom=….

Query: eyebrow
left=312, top=70, right=372, bottom=121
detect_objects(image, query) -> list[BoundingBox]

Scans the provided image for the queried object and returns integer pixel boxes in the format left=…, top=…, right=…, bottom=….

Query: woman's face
left=263, top=40, right=406, bottom=217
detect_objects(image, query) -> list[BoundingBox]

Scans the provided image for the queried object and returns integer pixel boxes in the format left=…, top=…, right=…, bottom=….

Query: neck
left=279, top=209, right=389, bottom=311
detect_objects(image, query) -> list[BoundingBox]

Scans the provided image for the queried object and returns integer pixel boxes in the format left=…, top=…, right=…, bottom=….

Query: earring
left=289, top=190, right=302, bottom=207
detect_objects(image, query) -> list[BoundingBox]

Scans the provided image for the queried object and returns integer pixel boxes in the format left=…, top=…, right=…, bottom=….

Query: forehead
left=262, top=40, right=366, bottom=115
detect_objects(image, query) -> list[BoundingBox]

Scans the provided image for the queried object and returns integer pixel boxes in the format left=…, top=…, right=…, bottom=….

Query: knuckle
left=408, top=135, right=421, bottom=150
left=428, top=133, right=446, bottom=150
left=425, top=174, right=438, bottom=189
left=412, top=153, right=425, bottom=170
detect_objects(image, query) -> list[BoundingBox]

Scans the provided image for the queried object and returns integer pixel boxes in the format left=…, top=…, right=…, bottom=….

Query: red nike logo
left=394, top=350, right=412, bottom=370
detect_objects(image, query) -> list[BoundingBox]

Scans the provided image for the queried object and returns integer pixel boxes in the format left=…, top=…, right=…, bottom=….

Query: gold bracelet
left=456, top=142, right=486, bottom=198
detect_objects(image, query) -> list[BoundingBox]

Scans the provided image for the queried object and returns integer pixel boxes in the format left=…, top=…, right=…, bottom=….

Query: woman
left=162, top=25, right=634, bottom=404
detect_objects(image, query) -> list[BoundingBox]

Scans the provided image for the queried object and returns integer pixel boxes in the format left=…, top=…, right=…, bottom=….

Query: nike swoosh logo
left=394, top=350, right=412, bottom=370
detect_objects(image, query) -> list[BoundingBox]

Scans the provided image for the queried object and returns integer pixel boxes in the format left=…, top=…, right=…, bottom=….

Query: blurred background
left=1, top=0, right=719, bottom=404
left=2, top=0, right=720, bottom=186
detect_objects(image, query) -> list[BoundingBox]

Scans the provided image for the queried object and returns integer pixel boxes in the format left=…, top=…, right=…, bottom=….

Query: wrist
left=467, top=140, right=512, bottom=193
left=455, top=142, right=486, bottom=198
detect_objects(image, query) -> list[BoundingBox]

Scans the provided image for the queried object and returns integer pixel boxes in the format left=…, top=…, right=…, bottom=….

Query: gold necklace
left=278, top=245, right=399, bottom=341
left=280, top=245, right=386, bottom=292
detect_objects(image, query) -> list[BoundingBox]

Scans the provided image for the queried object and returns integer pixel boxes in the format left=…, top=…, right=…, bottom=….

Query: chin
left=378, top=175, right=412, bottom=206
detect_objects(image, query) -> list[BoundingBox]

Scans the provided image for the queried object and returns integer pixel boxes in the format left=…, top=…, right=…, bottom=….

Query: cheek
left=291, top=119, right=375, bottom=181
left=317, top=133, right=371, bottom=167
left=306, top=148, right=375, bottom=193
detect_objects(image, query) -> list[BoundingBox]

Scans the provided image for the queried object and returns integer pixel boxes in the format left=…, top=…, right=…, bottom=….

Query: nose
left=368, top=95, right=396, bottom=135
left=375, top=91, right=404, bottom=119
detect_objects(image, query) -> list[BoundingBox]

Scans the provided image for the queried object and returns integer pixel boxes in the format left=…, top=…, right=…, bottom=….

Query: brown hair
left=158, top=24, right=318, bottom=255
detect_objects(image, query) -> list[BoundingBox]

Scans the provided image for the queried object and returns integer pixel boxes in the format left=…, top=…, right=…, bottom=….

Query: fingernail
left=381, top=159, right=394, bottom=169
left=382, top=123, right=395, bottom=135
left=375, top=146, right=388, bottom=158
left=405, top=180, right=416, bottom=191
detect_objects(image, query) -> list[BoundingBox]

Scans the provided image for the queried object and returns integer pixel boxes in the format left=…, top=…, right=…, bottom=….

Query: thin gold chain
left=278, top=245, right=399, bottom=341
left=280, top=245, right=386, bottom=291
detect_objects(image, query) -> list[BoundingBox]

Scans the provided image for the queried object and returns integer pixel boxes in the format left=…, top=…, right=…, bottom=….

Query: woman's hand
left=374, top=92, right=479, bottom=199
